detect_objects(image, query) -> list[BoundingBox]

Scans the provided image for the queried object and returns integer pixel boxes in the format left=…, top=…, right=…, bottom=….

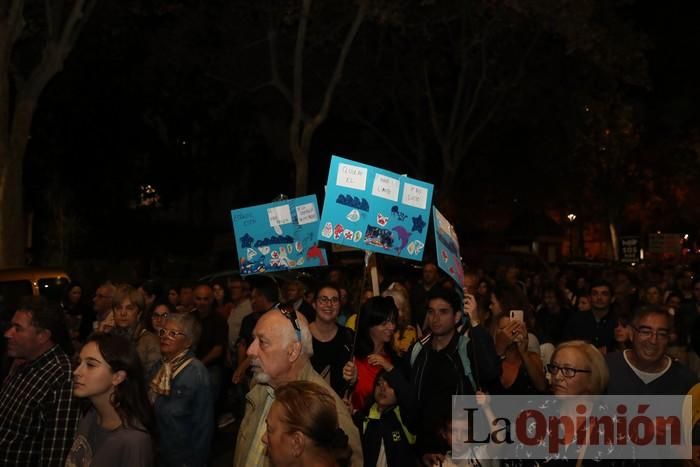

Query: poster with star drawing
left=231, top=195, right=328, bottom=275
left=433, top=207, right=464, bottom=286
left=318, top=155, right=434, bottom=261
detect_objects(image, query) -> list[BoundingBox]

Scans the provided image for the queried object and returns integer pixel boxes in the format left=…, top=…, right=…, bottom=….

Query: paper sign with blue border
left=318, top=155, right=434, bottom=261
left=231, top=195, right=327, bottom=275
left=433, top=207, right=463, bottom=286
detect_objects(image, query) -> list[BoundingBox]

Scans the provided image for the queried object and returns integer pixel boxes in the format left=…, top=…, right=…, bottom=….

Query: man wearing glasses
left=233, top=305, right=363, bottom=467
left=606, top=306, right=697, bottom=395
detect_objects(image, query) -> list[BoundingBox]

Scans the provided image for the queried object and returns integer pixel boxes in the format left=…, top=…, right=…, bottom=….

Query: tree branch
left=8, top=0, right=25, bottom=46
left=58, top=0, right=96, bottom=55
left=422, top=60, right=444, bottom=149
left=453, top=36, right=488, bottom=145
left=446, top=5, right=473, bottom=141
left=45, top=0, right=56, bottom=40
left=266, top=26, right=293, bottom=108
left=290, top=0, right=310, bottom=134
left=453, top=30, right=540, bottom=167
left=350, top=108, right=420, bottom=175
left=23, top=0, right=96, bottom=98
left=312, top=0, right=367, bottom=126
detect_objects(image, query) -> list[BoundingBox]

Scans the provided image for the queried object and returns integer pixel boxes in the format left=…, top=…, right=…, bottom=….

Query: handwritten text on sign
left=402, top=183, right=428, bottom=210
left=267, top=205, right=293, bottom=227
left=295, top=203, right=319, bottom=225
left=371, top=174, right=400, bottom=202
left=336, top=163, right=368, bottom=191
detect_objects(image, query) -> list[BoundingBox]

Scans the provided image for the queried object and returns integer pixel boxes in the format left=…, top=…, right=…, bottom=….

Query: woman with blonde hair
left=111, top=285, right=160, bottom=371
left=263, top=380, right=352, bottom=467
left=382, top=282, right=418, bottom=356
left=547, top=340, right=609, bottom=396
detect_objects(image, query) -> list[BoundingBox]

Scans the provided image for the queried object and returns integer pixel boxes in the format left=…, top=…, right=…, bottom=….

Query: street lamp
left=567, top=213, right=577, bottom=257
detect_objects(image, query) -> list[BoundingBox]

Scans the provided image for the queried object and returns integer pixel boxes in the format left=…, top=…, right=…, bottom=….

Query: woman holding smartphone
left=491, top=310, right=547, bottom=395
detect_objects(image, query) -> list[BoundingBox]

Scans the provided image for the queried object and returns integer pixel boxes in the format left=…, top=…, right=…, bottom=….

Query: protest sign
left=318, top=155, right=433, bottom=261
left=433, top=207, right=463, bottom=286
left=231, top=195, right=327, bottom=275
left=620, top=236, right=640, bottom=263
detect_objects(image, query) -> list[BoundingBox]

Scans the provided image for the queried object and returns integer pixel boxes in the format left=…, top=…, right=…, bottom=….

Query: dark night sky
left=18, top=0, right=700, bottom=268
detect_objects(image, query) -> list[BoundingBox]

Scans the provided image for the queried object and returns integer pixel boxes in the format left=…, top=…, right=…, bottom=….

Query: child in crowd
left=354, top=369, right=417, bottom=467
left=426, top=392, right=499, bottom=467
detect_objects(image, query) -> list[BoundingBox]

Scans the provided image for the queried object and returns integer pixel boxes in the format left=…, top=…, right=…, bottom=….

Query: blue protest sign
left=318, top=155, right=433, bottom=261
left=433, top=207, right=463, bottom=286
left=231, top=195, right=327, bottom=275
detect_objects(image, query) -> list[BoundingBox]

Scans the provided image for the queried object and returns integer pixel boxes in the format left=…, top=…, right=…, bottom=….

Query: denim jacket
left=149, top=353, right=213, bottom=467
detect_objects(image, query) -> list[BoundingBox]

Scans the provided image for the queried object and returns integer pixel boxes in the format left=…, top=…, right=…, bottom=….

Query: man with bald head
left=233, top=307, right=362, bottom=467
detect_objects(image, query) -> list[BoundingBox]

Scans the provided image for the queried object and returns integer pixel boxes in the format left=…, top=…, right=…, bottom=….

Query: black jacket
left=354, top=367, right=418, bottom=467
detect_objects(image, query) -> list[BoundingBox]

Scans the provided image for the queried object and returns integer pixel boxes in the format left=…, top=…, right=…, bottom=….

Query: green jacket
left=233, top=360, right=363, bottom=467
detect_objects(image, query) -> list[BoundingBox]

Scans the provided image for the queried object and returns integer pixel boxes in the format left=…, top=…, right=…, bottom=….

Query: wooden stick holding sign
left=343, top=250, right=374, bottom=401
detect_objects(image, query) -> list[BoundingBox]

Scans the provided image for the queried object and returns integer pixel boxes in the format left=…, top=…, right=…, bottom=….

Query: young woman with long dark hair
left=343, top=296, right=403, bottom=411
left=66, top=333, right=154, bottom=466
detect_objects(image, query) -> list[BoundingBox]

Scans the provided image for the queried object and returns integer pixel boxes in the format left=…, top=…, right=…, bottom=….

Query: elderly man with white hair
left=233, top=305, right=363, bottom=467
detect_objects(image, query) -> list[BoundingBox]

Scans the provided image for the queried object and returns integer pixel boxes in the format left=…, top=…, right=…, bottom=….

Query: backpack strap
left=411, top=333, right=476, bottom=391
left=457, top=334, right=476, bottom=390
left=410, top=335, right=429, bottom=367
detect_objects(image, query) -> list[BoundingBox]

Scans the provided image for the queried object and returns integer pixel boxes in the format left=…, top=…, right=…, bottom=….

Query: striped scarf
left=149, top=349, right=193, bottom=397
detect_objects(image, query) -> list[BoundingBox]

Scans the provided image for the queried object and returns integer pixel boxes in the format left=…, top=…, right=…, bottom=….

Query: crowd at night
left=2, top=0, right=700, bottom=466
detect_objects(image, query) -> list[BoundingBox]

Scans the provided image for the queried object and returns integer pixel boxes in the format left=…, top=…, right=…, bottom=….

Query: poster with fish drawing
left=433, top=207, right=463, bottom=286
left=318, top=155, right=433, bottom=261
left=231, top=195, right=328, bottom=275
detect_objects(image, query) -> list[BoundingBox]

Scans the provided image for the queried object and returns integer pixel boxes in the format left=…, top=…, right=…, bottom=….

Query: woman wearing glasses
left=309, top=283, right=354, bottom=397
left=147, top=300, right=176, bottom=334
left=547, top=340, right=609, bottom=396
left=535, top=341, right=610, bottom=465
left=148, top=312, right=214, bottom=467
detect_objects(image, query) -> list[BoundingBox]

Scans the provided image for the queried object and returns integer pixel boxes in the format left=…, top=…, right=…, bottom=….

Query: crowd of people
left=1, top=259, right=700, bottom=466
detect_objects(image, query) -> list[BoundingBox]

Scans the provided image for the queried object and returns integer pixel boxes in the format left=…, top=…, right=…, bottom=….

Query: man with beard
left=233, top=307, right=362, bottom=467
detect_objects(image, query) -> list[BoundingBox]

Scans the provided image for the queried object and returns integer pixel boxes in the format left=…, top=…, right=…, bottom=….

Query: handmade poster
left=433, top=207, right=463, bottom=286
left=318, top=155, right=434, bottom=261
left=231, top=195, right=327, bottom=275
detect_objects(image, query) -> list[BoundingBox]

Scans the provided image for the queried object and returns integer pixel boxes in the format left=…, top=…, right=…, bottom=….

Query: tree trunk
left=0, top=157, right=25, bottom=267
left=292, top=123, right=314, bottom=197
left=294, top=150, right=309, bottom=198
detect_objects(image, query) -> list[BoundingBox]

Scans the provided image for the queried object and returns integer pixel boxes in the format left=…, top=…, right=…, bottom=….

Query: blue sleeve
left=190, top=364, right=214, bottom=467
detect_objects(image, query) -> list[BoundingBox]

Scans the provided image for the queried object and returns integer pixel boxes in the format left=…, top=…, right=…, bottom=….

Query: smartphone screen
left=510, top=309, right=524, bottom=323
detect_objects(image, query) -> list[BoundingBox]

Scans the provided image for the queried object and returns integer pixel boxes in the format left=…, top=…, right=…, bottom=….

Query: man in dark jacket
left=408, top=287, right=499, bottom=465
